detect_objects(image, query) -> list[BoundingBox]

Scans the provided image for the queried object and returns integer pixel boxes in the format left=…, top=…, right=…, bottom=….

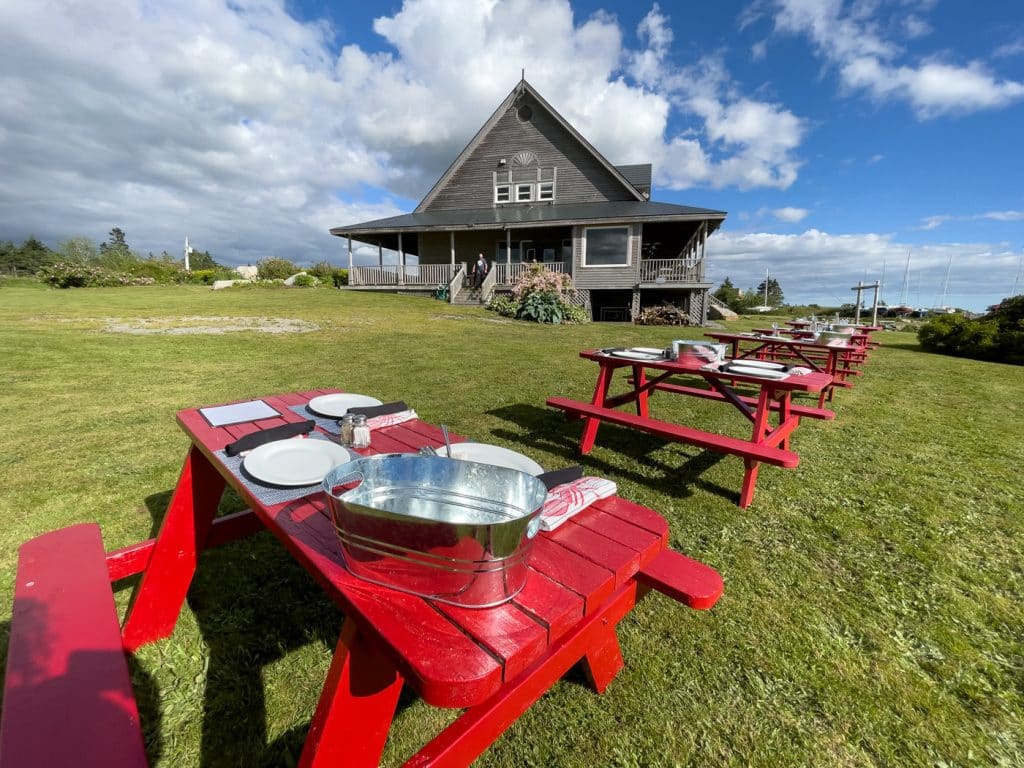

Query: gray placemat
left=215, top=434, right=335, bottom=507
left=289, top=404, right=341, bottom=435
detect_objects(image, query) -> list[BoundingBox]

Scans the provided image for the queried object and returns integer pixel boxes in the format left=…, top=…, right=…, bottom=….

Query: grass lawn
left=1, top=281, right=1021, bottom=767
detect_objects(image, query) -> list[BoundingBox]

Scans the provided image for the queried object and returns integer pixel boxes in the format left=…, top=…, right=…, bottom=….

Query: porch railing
left=639, top=259, right=702, bottom=284
left=446, top=264, right=467, bottom=304
left=349, top=263, right=459, bottom=287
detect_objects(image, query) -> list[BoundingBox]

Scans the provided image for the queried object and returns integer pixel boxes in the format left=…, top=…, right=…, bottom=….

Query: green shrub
left=487, top=295, right=520, bottom=318
left=561, top=301, right=589, bottom=324
left=37, top=262, right=157, bottom=288
left=518, top=291, right=564, bottom=324
left=308, top=260, right=335, bottom=279
left=291, top=273, right=319, bottom=287
left=257, top=257, right=298, bottom=280
left=918, top=299, right=1024, bottom=364
left=331, top=269, right=348, bottom=287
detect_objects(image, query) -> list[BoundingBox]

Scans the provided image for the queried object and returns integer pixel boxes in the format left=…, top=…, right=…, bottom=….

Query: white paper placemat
left=201, top=399, right=279, bottom=427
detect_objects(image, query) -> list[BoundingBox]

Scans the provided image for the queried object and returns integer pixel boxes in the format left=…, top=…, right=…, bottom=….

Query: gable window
left=583, top=226, right=630, bottom=267
left=537, top=182, right=554, bottom=201
left=495, top=184, right=511, bottom=203
left=515, top=183, right=532, bottom=202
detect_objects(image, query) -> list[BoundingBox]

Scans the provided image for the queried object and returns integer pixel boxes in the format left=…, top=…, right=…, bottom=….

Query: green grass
left=1, top=283, right=1022, bottom=767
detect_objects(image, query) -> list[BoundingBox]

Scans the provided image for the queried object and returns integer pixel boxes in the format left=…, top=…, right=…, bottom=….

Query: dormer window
left=493, top=161, right=557, bottom=206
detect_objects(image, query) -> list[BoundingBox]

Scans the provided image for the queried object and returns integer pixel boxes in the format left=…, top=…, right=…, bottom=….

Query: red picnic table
left=0, top=389, right=723, bottom=768
left=547, top=350, right=833, bottom=509
left=704, top=331, right=866, bottom=406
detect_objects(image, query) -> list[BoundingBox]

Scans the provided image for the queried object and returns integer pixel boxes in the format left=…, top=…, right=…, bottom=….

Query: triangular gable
left=415, top=79, right=645, bottom=213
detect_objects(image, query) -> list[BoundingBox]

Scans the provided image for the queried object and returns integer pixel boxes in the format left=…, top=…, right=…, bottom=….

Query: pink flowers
left=511, top=264, right=572, bottom=300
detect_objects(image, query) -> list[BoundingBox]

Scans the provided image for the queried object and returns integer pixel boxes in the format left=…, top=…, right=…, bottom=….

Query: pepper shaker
left=339, top=414, right=356, bottom=446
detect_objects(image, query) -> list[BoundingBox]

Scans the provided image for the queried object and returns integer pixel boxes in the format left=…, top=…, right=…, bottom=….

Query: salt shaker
left=339, top=414, right=356, bottom=447
left=351, top=414, right=371, bottom=448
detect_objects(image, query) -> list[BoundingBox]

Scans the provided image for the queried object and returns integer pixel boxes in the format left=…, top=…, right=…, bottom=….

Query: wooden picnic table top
left=118, top=389, right=723, bottom=766
left=579, top=349, right=834, bottom=393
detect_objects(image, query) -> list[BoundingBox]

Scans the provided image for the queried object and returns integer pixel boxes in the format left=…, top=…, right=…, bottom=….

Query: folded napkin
left=537, top=465, right=584, bottom=490
left=787, top=366, right=813, bottom=375
left=366, top=409, right=418, bottom=430
left=540, top=476, right=618, bottom=532
left=346, top=401, right=409, bottom=419
left=224, top=420, right=315, bottom=457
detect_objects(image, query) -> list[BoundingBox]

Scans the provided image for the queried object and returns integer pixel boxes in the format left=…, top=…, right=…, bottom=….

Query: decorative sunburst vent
left=511, top=150, right=538, bottom=167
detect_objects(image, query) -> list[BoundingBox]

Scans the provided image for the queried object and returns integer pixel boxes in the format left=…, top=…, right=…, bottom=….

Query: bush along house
left=330, top=78, right=727, bottom=323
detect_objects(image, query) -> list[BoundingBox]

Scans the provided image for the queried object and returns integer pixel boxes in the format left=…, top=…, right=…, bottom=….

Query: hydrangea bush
left=485, top=264, right=587, bottom=324
left=38, top=262, right=156, bottom=288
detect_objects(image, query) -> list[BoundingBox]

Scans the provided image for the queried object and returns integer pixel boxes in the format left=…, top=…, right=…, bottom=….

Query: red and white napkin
left=367, top=409, right=418, bottom=430
left=540, top=476, right=618, bottom=532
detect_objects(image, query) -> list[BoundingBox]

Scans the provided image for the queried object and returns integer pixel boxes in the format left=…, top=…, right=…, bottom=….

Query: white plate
left=243, top=439, right=353, bottom=486
left=732, top=359, right=787, bottom=370
left=610, top=349, right=663, bottom=361
left=307, top=393, right=383, bottom=418
left=446, top=443, right=545, bottom=475
left=725, top=365, right=790, bottom=380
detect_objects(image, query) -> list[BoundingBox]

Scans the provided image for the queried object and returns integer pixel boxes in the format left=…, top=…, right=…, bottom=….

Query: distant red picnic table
left=547, top=350, right=833, bottom=508
left=1, top=389, right=723, bottom=768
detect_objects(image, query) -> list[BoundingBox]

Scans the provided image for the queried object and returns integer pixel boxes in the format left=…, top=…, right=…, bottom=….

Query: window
left=516, top=183, right=532, bottom=202
left=495, top=184, right=511, bottom=203
left=583, top=226, right=630, bottom=267
left=537, top=182, right=554, bottom=201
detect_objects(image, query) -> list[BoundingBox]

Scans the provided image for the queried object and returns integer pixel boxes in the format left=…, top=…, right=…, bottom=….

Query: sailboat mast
left=764, top=266, right=769, bottom=307
left=940, top=254, right=952, bottom=307
left=900, top=250, right=911, bottom=307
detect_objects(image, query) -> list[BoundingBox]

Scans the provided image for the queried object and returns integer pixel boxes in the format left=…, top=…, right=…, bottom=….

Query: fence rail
left=639, top=259, right=702, bottom=284
left=349, top=264, right=458, bottom=287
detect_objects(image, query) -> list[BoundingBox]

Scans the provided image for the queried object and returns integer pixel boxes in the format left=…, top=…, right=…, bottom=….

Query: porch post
left=505, top=229, right=511, bottom=284
left=347, top=236, right=352, bottom=273
left=378, top=242, right=383, bottom=267
left=450, top=231, right=455, bottom=280
left=398, top=232, right=404, bottom=286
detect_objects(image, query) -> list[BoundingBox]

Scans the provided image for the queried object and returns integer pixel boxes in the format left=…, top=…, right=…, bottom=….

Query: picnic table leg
left=580, top=363, right=613, bottom=454
left=738, top=388, right=775, bottom=509
left=633, top=364, right=649, bottom=419
left=299, top=619, right=403, bottom=768
left=777, top=392, right=793, bottom=451
left=580, top=627, right=625, bottom=693
left=122, top=445, right=225, bottom=651
left=739, top=458, right=760, bottom=509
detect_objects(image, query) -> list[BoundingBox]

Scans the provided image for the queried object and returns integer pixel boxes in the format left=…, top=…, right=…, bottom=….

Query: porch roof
left=330, top=200, right=726, bottom=241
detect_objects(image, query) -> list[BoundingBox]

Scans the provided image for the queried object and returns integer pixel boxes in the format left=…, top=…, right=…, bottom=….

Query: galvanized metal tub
left=322, top=454, right=549, bottom=608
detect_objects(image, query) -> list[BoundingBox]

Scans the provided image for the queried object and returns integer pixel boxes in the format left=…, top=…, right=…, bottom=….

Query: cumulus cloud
left=707, top=229, right=1020, bottom=309
left=772, top=207, right=810, bottom=222
left=0, top=0, right=814, bottom=265
left=765, top=0, right=1024, bottom=117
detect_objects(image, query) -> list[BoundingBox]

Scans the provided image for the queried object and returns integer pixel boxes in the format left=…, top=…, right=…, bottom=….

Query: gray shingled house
left=330, top=79, right=726, bottom=323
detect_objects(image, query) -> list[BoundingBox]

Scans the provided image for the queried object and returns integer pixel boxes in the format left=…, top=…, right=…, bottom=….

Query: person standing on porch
left=472, top=252, right=489, bottom=289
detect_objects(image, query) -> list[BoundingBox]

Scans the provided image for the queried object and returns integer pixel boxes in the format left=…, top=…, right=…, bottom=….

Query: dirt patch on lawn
left=102, top=316, right=320, bottom=335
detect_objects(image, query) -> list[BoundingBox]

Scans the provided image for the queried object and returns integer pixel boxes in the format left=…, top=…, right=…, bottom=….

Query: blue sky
left=2, top=0, right=1023, bottom=310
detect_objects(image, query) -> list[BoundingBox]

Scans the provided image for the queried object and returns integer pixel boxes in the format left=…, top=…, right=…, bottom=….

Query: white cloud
left=993, top=39, right=1024, bottom=59
left=707, top=229, right=1019, bottom=310
left=773, top=206, right=810, bottom=222
left=0, top=0, right=815, bottom=265
left=767, top=0, right=1024, bottom=117
left=918, top=210, right=1024, bottom=229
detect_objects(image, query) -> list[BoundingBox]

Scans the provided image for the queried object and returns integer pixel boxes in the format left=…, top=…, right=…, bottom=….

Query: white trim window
left=515, top=183, right=533, bottom=202
left=494, top=184, right=511, bottom=204
left=537, top=181, right=554, bottom=201
left=582, top=226, right=630, bottom=267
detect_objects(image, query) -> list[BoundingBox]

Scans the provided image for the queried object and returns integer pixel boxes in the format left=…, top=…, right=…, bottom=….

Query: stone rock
left=235, top=265, right=258, bottom=280
left=283, top=272, right=308, bottom=286
left=211, top=280, right=239, bottom=290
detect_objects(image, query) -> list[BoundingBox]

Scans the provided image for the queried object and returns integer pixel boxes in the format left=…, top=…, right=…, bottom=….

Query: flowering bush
left=511, top=264, right=571, bottom=301
left=38, top=262, right=155, bottom=288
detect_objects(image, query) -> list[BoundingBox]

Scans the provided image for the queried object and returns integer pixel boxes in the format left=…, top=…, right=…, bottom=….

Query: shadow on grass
left=134, top=491, right=424, bottom=766
left=485, top=403, right=737, bottom=505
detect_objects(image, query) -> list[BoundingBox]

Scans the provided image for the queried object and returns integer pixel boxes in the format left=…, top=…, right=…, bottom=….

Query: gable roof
left=414, top=79, right=645, bottom=212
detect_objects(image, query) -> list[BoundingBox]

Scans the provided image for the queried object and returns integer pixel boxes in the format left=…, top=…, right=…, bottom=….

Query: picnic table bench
left=547, top=350, right=833, bottom=508
left=1, top=389, right=723, bottom=767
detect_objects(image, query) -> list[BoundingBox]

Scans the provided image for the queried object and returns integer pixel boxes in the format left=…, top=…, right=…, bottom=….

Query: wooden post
left=398, top=233, right=404, bottom=286
left=450, top=231, right=455, bottom=280
left=378, top=243, right=383, bottom=268
left=506, top=229, right=512, bottom=284
left=347, top=237, right=353, bottom=285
